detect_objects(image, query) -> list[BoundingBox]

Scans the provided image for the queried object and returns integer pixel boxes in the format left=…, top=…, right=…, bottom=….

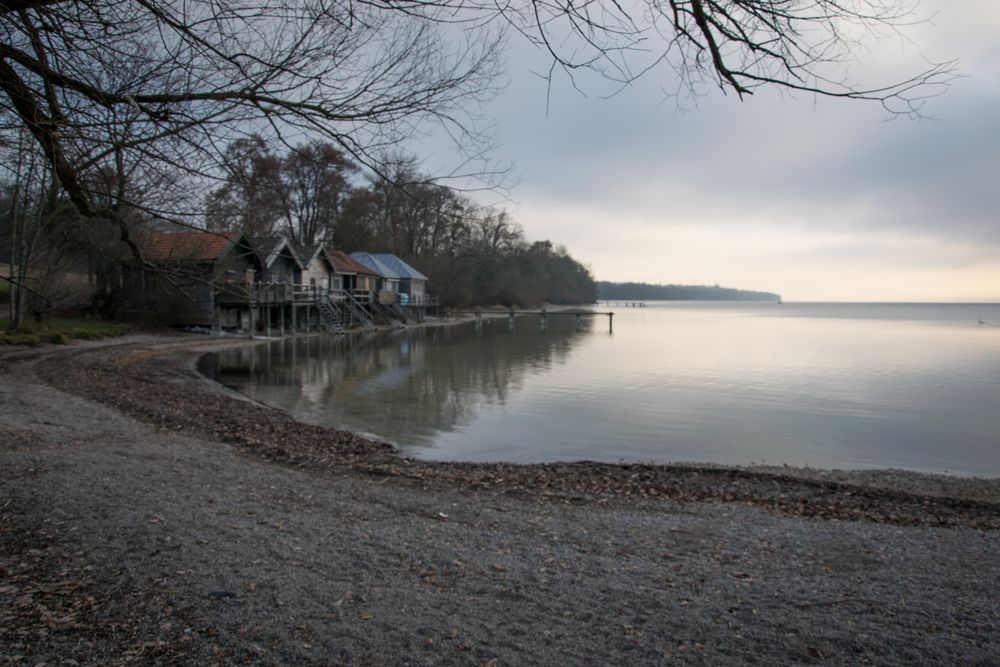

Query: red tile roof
left=327, top=249, right=379, bottom=276
left=139, top=232, right=238, bottom=262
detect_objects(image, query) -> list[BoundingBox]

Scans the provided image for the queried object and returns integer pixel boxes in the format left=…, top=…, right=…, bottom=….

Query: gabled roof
left=137, top=231, right=240, bottom=263
left=313, top=247, right=337, bottom=272
left=248, top=235, right=303, bottom=269
left=328, top=249, right=379, bottom=276
left=350, top=252, right=400, bottom=279
left=350, top=252, right=428, bottom=281
left=287, top=239, right=326, bottom=267
left=370, top=253, right=428, bottom=282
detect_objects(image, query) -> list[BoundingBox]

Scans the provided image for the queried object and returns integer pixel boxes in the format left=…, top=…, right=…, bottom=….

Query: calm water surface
left=208, top=302, right=1000, bottom=475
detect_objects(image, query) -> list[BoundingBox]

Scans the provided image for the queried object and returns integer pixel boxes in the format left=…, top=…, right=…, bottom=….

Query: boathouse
left=249, top=236, right=302, bottom=285
left=350, top=253, right=430, bottom=304
left=120, top=231, right=438, bottom=332
left=327, top=249, right=379, bottom=297
left=290, top=241, right=337, bottom=292
left=121, top=231, right=261, bottom=327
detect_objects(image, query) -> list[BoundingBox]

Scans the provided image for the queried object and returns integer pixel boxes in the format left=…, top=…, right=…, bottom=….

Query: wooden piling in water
left=456, top=308, right=615, bottom=333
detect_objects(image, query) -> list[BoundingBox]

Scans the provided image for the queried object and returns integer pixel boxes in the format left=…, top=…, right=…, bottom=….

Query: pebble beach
left=2, top=334, right=998, bottom=665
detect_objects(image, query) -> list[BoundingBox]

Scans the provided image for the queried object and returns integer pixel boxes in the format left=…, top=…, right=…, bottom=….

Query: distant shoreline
left=596, top=281, right=780, bottom=302
left=596, top=298, right=1000, bottom=306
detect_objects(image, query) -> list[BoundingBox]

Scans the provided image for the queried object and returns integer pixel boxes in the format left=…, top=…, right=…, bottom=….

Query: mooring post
left=608, top=312, right=614, bottom=333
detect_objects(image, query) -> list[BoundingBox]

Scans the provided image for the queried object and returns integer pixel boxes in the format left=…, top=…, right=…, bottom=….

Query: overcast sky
left=427, top=1, right=1000, bottom=302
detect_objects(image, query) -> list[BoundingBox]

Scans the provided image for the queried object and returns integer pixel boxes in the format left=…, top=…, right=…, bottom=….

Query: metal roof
left=350, top=252, right=427, bottom=281
left=371, top=254, right=428, bottom=282
left=349, top=252, right=398, bottom=279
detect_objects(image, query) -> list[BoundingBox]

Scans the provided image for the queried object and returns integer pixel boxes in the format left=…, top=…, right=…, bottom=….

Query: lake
left=206, top=302, right=1000, bottom=476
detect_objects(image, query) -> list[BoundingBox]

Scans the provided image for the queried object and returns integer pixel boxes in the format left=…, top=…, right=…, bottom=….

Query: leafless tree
left=1, top=129, right=85, bottom=327
left=0, top=0, right=956, bottom=280
left=491, top=0, right=957, bottom=113
left=0, top=0, right=505, bottom=264
left=280, top=141, right=358, bottom=246
left=206, top=137, right=360, bottom=245
left=204, top=136, right=286, bottom=238
left=1, top=132, right=50, bottom=328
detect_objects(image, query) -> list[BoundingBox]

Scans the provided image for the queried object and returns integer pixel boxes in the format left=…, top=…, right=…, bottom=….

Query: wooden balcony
left=223, top=282, right=433, bottom=309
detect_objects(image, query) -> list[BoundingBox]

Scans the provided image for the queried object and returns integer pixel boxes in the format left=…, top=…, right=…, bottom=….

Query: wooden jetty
left=451, top=308, right=615, bottom=332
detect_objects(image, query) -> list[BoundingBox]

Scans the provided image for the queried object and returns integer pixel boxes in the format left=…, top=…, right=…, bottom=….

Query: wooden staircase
left=371, top=300, right=406, bottom=327
left=342, top=290, right=376, bottom=330
left=317, top=295, right=345, bottom=333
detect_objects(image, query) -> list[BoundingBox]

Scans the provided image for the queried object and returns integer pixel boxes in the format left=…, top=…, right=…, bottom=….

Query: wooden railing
left=248, top=283, right=355, bottom=305
left=251, top=282, right=296, bottom=304
left=244, top=283, right=434, bottom=308
left=407, top=294, right=439, bottom=307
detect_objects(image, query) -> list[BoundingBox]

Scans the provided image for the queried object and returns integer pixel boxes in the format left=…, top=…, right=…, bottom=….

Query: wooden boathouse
left=121, top=231, right=439, bottom=334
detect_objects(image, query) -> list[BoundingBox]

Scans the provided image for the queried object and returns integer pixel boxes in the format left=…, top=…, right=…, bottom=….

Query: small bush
left=0, top=331, right=41, bottom=346
left=0, top=316, right=132, bottom=346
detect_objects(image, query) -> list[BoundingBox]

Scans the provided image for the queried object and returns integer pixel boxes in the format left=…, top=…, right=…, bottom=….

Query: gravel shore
left=2, top=334, right=999, bottom=665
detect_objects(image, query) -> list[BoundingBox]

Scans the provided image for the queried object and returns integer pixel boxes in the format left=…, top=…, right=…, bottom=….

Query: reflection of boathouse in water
left=209, top=317, right=593, bottom=448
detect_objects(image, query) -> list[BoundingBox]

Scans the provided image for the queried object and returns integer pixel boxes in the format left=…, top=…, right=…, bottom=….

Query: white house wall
left=301, top=262, right=331, bottom=290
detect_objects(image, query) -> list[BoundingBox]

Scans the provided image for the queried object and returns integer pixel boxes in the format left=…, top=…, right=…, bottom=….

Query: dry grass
left=0, top=316, right=132, bottom=345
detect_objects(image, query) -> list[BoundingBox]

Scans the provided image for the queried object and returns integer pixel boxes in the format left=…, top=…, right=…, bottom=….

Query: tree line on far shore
left=203, top=138, right=597, bottom=308
left=1, top=134, right=597, bottom=327
left=597, top=282, right=780, bottom=302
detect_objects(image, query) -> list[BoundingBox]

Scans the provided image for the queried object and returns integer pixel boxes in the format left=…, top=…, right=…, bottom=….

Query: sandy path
left=1, top=336, right=999, bottom=665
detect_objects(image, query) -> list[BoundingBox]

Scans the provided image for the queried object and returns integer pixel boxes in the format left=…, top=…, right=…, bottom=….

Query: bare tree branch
left=0, top=0, right=958, bottom=268
left=1, top=0, right=507, bottom=263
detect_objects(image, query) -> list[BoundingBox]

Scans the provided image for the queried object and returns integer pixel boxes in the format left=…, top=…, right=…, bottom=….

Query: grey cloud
left=415, top=0, right=1000, bottom=272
